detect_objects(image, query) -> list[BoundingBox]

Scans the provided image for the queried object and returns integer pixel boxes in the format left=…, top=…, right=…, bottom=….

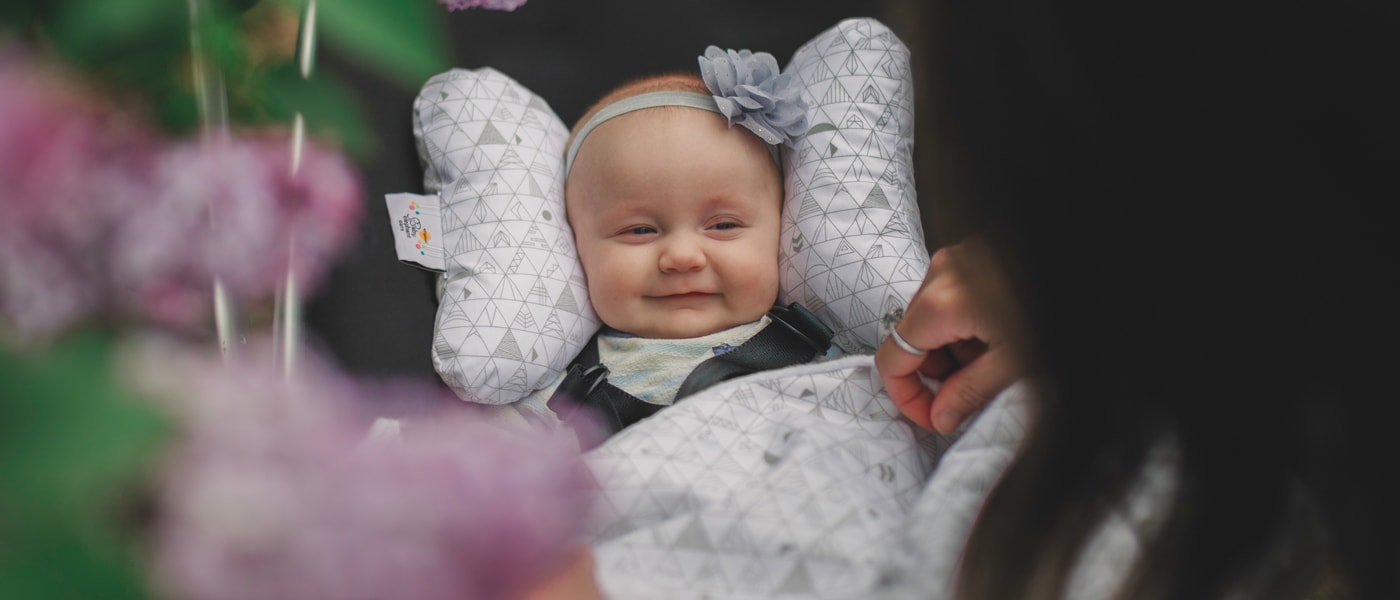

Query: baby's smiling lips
left=652, top=291, right=715, bottom=301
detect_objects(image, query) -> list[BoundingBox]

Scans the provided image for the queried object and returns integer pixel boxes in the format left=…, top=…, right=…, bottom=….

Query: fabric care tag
left=385, top=192, right=445, bottom=272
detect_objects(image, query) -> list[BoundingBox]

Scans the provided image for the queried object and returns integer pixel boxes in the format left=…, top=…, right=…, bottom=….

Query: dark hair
left=928, top=0, right=1400, bottom=597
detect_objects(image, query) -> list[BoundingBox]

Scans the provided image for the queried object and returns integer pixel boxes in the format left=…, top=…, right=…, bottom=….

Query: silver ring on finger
left=882, top=307, right=929, bottom=356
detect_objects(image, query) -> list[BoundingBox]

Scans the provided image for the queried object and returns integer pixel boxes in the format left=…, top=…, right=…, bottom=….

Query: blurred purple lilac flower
left=127, top=339, right=592, bottom=600
left=1, top=50, right=364, bottom=341
left=110, top=139, right=279, bottom=329
left=0, top=50, right=160, bottom=340
left=262, top=136, right=365, bottom=294
left=111, top=136, right=363, bottom=328
left=438, top=0, right=527, bottom=12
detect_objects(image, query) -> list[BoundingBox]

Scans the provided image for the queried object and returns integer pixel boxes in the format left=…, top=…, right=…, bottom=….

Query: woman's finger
left=876, top=316, right=944, bottom=430
left=948, top=338, right=988, bottom=367
left=929, top=345, right=1019, bottom=434
left=917, top=346, right=960, bottom=381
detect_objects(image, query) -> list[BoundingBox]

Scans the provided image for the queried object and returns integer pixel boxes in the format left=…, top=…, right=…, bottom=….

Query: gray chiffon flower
left=698, top=46, right=809, bottom=146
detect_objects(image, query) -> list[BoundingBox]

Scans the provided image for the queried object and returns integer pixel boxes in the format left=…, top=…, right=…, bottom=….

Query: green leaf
left=217, top=0, right=263, bottom=13
left=281, top=0, right=450, bottom=90
left=196, top=4, right=251, bottom=78
left=51, top=0, right=186, bottom=68
left=46, top=0, right=194, bottom=135
left=0, top=336, right=166, bottom=600
left=0, top=529, right=151, bottom=600
left=158, top=87, right=202, bottom=134
left=0, top=0, right=41, bottom=31
left=0, top=336, right=167, bottom=518
left=259, top=62, right=376, bottom=158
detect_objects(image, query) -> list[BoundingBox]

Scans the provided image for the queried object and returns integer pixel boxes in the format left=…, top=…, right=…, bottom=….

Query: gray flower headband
left=564, top=46, right=809, bottom=177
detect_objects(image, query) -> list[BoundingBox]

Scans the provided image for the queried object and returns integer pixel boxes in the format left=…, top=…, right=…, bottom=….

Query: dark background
left=304, top=0, right=956, bottom=383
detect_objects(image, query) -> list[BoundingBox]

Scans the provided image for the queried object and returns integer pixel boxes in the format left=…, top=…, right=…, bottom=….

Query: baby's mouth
left=654, top=292, right=714, bottom=300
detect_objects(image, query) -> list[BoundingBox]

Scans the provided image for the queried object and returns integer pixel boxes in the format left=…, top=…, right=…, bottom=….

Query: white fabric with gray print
left=585, top=355, right=1023, bottom=598
left=778, top=18, right=928, bottom=354
left=587, top=359, right=1184, bottom=599
left=410, top=68, right=600, bottom=405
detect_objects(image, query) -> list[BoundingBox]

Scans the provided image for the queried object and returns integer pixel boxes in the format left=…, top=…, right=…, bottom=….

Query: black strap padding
left=547, top=303, right=833, bottom=446
left=673, top=303, right=833, bottom=399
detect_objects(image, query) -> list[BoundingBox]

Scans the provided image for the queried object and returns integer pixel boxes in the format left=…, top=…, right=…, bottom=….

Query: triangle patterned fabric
left=779, top=18, right=930, bottom=354
left=414, top=68, right=599, bottom=404
left=587, top=354, right=999, bottom=598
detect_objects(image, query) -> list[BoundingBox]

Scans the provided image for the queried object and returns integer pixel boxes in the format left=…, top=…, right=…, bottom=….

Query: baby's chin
left=609, top=314, right=754, bottom=340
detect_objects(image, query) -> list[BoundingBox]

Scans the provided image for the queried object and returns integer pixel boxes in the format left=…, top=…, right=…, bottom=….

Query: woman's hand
left=875, top=241, right=1024, bottom=434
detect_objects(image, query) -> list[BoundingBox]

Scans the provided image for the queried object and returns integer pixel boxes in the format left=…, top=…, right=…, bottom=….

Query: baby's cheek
left=735, top=268, right=780, bottom=310
left=588, top=298, right=626, bottom=333
left=576, top=266, right=611, bottom=319
left=587, top=284, right=620, bottom=317
left=744, top=261, right=781, bottom=295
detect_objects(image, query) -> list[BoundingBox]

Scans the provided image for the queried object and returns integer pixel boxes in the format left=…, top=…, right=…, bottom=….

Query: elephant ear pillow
left=392, top=67, right=599, bottom=405
left=387, top=17, right=926, bottom=406
left=779, top=17, right=928, bottom=354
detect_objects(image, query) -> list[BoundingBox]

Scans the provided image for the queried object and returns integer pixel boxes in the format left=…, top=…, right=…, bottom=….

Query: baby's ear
left=778, top=18, right=929, bottom=354
left=388, top=68, right=598, bottom=405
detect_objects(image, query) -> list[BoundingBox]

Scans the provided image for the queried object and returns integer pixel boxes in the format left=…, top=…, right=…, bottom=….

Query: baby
left=565, top=73, right=783, bottom=343
left=507, top=52, right=833, bottom=437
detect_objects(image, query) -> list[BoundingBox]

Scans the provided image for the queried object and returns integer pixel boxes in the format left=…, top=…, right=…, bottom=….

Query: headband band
left=563, top=91, right=781, bottom=178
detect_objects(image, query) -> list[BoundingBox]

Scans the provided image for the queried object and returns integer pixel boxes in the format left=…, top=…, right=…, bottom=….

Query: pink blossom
left=110, top=139, right=279, bottom=328
left=1, top=50, right=364, bottom=341
left=438, top=0, right=528, bottom=12
left=127, top=340, right=592, bottom=600
left=257, top=135, right=365, bottom=294
left=0, top=50, right=159, bottom=339
left=110, top=135, right=362, bottom=328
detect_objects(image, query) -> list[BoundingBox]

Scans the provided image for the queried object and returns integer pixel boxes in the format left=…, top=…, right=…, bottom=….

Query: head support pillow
left=389, top=17, right=928, bottom=405
left=778, top=18, right=928, bottom=353
left=395, top=67, right=599, bottom=404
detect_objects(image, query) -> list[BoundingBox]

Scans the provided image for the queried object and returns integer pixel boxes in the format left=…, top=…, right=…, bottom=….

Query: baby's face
left=566, top=108, right=782, bottom=338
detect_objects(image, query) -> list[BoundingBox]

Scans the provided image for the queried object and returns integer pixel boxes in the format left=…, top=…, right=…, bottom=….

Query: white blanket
left=585, top=355, right=1034, bottom=599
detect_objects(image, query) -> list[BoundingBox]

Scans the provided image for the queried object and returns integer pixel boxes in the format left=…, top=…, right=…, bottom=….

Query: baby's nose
left=658, top=236, right=707, bottom=272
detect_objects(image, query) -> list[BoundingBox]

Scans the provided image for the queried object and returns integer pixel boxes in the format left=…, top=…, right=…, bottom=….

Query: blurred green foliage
left=299, top=0, right=451, bottom=91
left=0, top=0, right=452, bottom=159
left=0, top=0, right=40, bottom=32
left=0, top=337, right=168, bottom=599
left=256, top=62, right=376, bottom=157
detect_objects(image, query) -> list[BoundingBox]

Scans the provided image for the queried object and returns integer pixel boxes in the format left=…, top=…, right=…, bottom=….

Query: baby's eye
left=709, top=222, right=740, bottom=231
left=622, top=226, right=657, bottom=236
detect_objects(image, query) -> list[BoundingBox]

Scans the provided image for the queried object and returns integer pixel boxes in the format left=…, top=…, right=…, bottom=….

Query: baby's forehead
left=584, top=106, right=718, bottom=144
left=564, top=105, right=782, bottom=220
left=577, top=109, right=778, bottom=172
